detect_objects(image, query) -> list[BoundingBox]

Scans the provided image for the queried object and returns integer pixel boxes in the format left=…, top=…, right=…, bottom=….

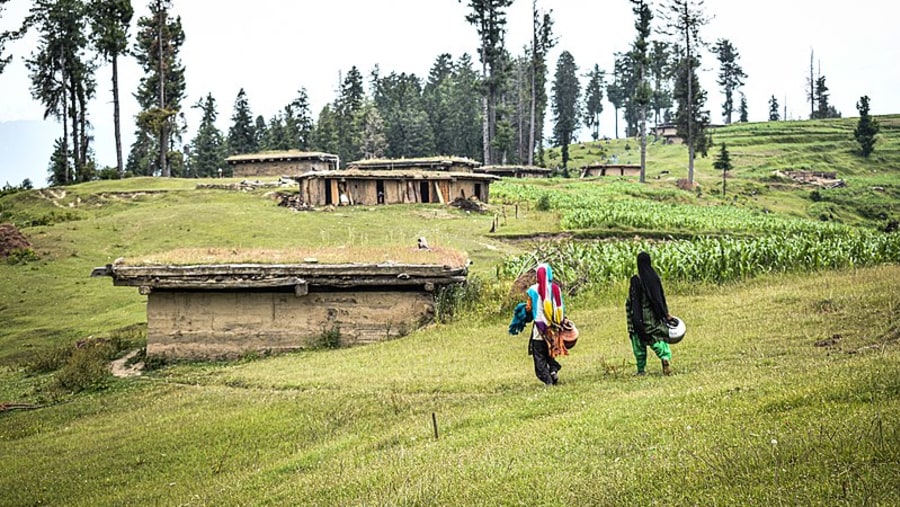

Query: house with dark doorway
left=347, top=156, right=481, bottom=174
left=225, top=150, right=339, bottom=177
left=475, top=165, right=552, bottom=178
left=290, top=169, right=498, bottom=206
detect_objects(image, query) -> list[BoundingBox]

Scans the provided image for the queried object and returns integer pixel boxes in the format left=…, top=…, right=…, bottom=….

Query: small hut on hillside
left=650, top=123, right=682, bottom=144
left=580, top=163, right=642, bottom=178
left=226, top=150, right=339, bottom=177
left=347, top=156, right=481, bottom=174
left=290, top=169, right=498, bottom=206
left=476, top=165, right=552, bottom=178
left=91, top=254, right=467, bottom=360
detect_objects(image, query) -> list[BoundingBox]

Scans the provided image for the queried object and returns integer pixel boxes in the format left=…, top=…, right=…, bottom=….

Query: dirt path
left=109, top=349, right=144, bottom=377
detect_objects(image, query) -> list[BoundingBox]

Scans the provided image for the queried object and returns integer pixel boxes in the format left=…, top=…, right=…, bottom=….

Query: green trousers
left=630, top=333, right=672, bottom=373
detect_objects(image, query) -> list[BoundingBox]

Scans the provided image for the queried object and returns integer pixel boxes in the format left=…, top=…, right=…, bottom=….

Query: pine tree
left=854, top=95, right=879, bottom=158
left=739, top=92, right=748, bottom=122
left=373, top=71, right=435, bottom=158
left=0, top=0, right=14, bottom=74
left=24, top=0, right=96, bottom=184
left=461, top=0, right=514, bottom=165
left=334, top=66, right=366, bottom=165
left=284, top=88, right=314, bottom=150
left=661, top=0, right=710, bottom=185
left=528, top=1, right=554, bottom=166
left=813, top=75, right=841, bottom=119
left=186, top=93, right=224, bottom=178
left=90, top=0, right=132, bottom=178
left=312, top=104, right=339, bottom=158
left=713, top=142, right=732, bottom=196
left=47, top=137, right=70, bottom=186
left=672, top=51, right=709, bottom=167
left=630, top=0, right=652, bottom=182
left=713, top=38, right=747, bottom=125
left=130, top=0, right=186, bottom=177
left=360, top=102, right=387, bottom=159
left=648, top=41, right=673, bottom=127
left=606, top=54, right=629, bottom=139
left=583, top=64, right=606, bottom=141
left=768, top=95, right=780, bottom=121
left=227, top=88, right=256, bottom=155
left=253, top=115, right=267, bottom=150
left=551, top=50, right=580, bottom=171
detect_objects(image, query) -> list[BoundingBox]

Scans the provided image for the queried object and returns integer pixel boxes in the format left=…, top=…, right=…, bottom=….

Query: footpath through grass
left=2, top=265, right=898, bottom=506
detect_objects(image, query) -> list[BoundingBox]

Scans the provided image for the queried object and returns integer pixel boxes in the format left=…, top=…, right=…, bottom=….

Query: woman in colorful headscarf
left=525, top=263, right=568, bottom=385
left=626, top=252, right=674, bottom=376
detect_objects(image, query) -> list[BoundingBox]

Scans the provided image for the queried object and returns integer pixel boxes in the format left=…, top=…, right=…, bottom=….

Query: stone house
left=226, top=150, right=339, bottom=177
left=580, top=163, right=642, bottom=178
left=91, top=261, right=467, bottom=360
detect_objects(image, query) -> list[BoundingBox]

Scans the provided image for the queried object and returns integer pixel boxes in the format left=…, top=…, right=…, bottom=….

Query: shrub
left=535, top=193, right=552, bottom=212
left=53, top=339, right=118, bottom=392
left=6, top=247, right=39, bottom=265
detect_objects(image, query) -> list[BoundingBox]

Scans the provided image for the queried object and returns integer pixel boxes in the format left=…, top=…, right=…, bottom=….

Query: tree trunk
left=685, top=5, right=695, bottom=185
left=113, top=55, right=124, bottom=178
left=158, top=4, right=169, bottom=177
left=68, top=73, right=81, bottom=182
left=480, top=45, right=490, bottom=165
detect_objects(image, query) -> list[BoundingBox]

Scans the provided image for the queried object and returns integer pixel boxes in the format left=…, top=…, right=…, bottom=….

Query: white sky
left=1, top=0, right=898, bottom=187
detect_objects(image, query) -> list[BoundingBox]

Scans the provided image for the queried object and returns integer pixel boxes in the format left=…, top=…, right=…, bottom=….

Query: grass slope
left=1, top=266, right=898, bottom=505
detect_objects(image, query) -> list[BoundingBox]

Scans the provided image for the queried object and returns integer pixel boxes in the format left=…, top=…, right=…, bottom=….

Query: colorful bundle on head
left=531, top=263, right=564, bottom=326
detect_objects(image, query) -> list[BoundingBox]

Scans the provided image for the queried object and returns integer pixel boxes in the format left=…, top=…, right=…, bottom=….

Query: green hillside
left=1, top=118, right=899, bottom=505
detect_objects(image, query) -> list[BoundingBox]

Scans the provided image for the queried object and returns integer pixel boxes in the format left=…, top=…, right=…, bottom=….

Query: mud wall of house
left=449, top=181, right=487, bottom=202
left=234, top=160, right=331, bottom=177
left=146, top=290, right=435, bottom=359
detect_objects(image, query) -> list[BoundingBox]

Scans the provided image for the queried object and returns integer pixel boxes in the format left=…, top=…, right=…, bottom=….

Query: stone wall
left=147, top=289, right=434, bottom=359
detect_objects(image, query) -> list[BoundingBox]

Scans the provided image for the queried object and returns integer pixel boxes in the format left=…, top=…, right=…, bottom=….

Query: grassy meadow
left=1, top=117, right=899, bottom=506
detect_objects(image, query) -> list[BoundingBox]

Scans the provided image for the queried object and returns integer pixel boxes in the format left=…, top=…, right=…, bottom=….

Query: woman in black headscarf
left=625, top=252, right=674, bottom=375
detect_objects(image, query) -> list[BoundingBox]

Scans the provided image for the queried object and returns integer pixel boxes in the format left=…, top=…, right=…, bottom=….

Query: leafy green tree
left=713, top=142, right=732, bottom=196
left=661, top=0, right=710, bottom=184
left=583, top=64, right=605, bottom=141
left=551, top=50, right=580, bottom=171
left=630, top=0, right=652, bottom=182
left=90, top=0, right=132, bottom=178
left=130, top=0, right=186, bottom=177
left=768, top=95, right=780, bottom=121
left=739, top=92, right=748, bottom=122
left=854, top=95, right=879, bottom=157
left=186, top=93, right=224, bottom=178
left=24, top=0, right=96, bottom=184
left=461, top=0, right=514, bottom=165
left=227, top=88, right=256, bottom=155
left=713, top=38, right=746, bottom=124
